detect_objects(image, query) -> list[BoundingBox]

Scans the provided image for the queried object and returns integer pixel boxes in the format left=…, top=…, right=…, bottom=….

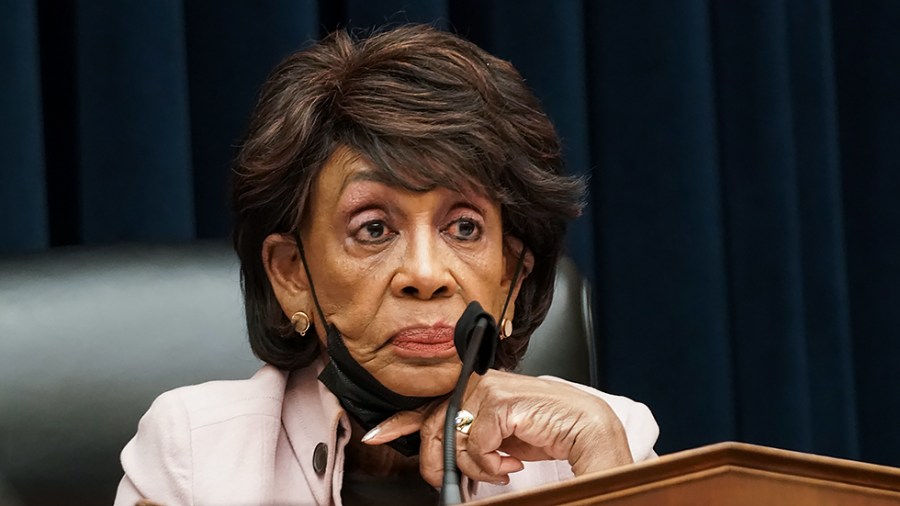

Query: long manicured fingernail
left=361, top=427, right=380, bottom=443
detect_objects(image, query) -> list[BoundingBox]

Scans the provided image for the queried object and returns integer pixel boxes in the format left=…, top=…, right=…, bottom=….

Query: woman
left=115, top=25, right=657, bottom=505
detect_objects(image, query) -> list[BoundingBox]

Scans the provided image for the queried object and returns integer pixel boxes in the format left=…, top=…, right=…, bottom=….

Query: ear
left=499, top=235, right=535, bottom=315
left=261, top=233, right=312, bottom=321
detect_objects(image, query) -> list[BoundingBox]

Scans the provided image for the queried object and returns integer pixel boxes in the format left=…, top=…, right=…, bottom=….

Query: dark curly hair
left=232, top=24, right=584, bottom=372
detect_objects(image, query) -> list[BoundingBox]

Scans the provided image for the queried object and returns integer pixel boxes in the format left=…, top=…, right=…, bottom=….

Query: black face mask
left=317, top=322, right=434, bottom=456
left=317, top=301, right=501, bottom=457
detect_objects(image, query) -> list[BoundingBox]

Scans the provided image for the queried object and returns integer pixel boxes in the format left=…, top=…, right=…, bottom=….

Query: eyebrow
left=448, top=200, right=488, bottom=217
left=339, top=168, right=442, bottom=196
left=339, top=170, right=387, bottom=195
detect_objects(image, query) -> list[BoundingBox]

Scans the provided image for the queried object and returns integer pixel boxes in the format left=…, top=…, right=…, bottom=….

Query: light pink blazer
left=115, top=362, right=658, bottom=505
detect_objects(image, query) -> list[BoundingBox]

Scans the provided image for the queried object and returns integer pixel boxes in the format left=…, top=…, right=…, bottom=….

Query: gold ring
left=454, top=409, right=475, bottom=435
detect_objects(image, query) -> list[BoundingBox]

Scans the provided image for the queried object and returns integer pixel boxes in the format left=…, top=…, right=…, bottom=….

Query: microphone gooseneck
left=441, top=247, right=527, bottom=504
left=440, top=305, right=493, bottom=505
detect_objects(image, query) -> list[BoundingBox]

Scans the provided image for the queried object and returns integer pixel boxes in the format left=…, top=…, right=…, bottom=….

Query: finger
left=418, top=400, right=451, bottom=487
left=456, top=441, right=524, bottom=485
left=418, top=427, right=445, bottom=487
left=454, top=409, right=524, bottom=484
left=461, top=406, right=515, bottom=472
left=361, top=409, right=425, bottom=445
left=499, top=436, right=554, bottom=462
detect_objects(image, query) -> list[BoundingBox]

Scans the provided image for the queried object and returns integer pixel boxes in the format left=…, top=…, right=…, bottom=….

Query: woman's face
left=299, top=146, right=516, bottom=397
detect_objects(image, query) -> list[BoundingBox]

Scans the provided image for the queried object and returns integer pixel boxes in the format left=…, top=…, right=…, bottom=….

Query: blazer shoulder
left=115, top=365, right=289, bottom=505
left=166, top=364, right=288, bottom=429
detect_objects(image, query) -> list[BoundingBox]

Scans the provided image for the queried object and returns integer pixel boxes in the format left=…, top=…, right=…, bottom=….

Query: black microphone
left=440, top=301, right=498, bottom=505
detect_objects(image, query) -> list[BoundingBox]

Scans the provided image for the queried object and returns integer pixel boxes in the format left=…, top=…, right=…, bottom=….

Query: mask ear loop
left=294, top=228, right=436, bottom=458
left=498, top=245, right=528, bottom=332
left=292, top=231, right=329, bottom=329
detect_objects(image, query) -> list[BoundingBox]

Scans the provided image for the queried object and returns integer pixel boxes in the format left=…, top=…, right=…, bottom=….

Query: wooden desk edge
left=467, top=441, right=900, bottom=505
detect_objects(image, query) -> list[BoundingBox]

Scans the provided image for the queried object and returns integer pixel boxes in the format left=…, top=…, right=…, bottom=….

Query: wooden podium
left=469, top=442, right=900, bottom=505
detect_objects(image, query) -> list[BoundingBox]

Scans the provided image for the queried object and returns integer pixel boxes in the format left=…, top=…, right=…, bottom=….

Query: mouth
left=389, top=324, right=457, bottom=359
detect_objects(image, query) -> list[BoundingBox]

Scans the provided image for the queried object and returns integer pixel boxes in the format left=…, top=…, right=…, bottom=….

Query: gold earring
left=290, top=311, right=311, bottom=336
left=500, top=318, right=513, bottom=340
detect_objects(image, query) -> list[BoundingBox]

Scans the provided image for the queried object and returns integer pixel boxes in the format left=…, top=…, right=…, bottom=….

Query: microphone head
left=453, top=301, right=499, bottom=374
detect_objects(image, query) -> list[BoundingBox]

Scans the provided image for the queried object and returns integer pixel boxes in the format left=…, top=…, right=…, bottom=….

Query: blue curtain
left=2, top=0, right=898, bottom=467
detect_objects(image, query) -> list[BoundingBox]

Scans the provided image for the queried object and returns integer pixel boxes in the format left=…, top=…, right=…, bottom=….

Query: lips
left=390, top=325, right=456, bottom=358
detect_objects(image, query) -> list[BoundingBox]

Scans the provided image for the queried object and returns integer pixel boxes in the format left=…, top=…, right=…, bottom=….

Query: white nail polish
left=361, top=427, right=380, bottom=442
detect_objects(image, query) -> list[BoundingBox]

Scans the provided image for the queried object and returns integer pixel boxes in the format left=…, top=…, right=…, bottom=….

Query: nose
left=390, top=228, right=457, bottom=300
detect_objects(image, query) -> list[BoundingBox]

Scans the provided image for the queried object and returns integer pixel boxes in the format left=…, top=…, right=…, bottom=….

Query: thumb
left=361, top=409, right=425, bottom=445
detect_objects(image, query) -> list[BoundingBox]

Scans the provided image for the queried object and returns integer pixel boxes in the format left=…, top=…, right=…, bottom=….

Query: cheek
left=318, top=256, right=389, bottom=321
left=310, top=254, right=403, bottom=358
left=463, top=248, right=508, bottom=315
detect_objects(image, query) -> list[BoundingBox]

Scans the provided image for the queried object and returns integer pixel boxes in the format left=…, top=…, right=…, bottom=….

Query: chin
left=379, top=361, right=461, bottom=397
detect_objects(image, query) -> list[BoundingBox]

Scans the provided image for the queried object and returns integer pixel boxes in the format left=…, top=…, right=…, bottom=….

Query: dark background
left=2, top=0, right=898, bottom=467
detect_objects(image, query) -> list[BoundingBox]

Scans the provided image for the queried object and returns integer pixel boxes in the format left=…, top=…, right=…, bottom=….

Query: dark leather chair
left=0, top=241, right=596, bottom=505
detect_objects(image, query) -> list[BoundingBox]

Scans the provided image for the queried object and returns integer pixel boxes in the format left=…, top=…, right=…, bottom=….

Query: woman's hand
left=361, top=370, right=634, bottom=486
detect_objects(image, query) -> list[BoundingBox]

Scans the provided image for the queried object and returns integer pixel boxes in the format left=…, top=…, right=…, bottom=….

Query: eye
left=445, top=217, right=483, bottom=241
left=353, top=220, right=396, bottom=244
left=365, top=221, right=385, bottom=238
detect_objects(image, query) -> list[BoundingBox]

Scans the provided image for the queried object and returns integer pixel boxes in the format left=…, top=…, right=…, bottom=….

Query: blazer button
left=313, top=442, right=328, bottom=475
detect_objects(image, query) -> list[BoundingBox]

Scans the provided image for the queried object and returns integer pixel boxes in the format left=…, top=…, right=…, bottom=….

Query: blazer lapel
left=282, top=360, right=351, bottom=505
